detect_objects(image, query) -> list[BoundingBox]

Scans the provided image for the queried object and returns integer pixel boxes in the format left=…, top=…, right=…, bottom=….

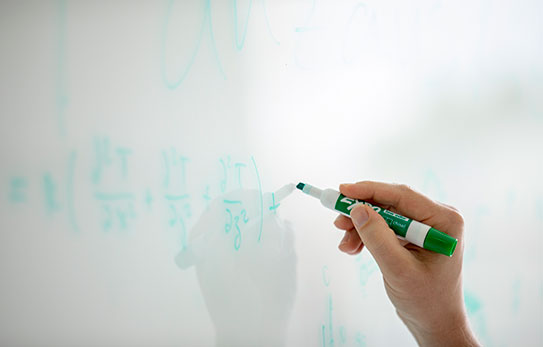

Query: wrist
left=401, top=312, right=480, bottom=347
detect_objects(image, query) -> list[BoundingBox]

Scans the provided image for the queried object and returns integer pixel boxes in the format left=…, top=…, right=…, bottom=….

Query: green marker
left=296, top=182, right=457, bottom=256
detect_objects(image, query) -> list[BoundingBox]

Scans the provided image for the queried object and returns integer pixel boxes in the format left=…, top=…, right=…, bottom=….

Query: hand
left=334, top=181, right=479, bottom=347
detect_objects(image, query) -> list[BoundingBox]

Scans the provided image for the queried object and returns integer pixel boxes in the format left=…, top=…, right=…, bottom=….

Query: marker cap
left=422, top=228, right=458, bottom=256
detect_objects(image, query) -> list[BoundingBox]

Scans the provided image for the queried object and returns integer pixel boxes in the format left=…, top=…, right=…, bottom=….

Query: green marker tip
left=296, top=182, right=305, bottom=190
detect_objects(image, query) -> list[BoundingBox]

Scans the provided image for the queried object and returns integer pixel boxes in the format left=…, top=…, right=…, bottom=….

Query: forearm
left=403, top=314, right=480, bottom=347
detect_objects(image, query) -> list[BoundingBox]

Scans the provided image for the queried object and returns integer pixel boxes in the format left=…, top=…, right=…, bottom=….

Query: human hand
left=334, top=181, right=479, bottom=347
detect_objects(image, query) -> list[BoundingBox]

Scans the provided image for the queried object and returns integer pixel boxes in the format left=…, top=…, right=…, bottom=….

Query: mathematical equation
left=5, top=136, right=277, bottom=252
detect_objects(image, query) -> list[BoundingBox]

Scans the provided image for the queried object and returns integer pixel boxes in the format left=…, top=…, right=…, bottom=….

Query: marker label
left=334, top=194, right=412, bottom=237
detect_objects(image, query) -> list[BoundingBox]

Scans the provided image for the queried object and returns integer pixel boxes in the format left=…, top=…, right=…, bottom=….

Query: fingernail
left=351, top=206, right=369, bottom=228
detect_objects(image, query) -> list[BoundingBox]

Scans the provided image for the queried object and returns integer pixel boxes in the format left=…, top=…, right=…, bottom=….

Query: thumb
left=350, top=204, right=412, bottom=277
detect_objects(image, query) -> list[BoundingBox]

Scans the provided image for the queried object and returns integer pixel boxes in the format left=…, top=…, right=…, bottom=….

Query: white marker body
left=320, top=189, right=342, bottom=211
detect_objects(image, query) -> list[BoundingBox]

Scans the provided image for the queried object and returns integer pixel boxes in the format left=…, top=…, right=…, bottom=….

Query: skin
left=335, top=181, right=480, bottom=347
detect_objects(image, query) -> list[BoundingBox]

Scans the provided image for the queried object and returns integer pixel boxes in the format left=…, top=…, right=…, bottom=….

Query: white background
left=0, top=1, right=542, bottom=346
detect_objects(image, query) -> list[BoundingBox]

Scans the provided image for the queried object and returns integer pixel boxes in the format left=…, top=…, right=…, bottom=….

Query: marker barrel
left=299, top=184, right=457, bottom=256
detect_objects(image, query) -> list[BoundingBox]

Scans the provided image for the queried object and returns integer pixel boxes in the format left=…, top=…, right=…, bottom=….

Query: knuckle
left=397, top=183, right=413, bottom=193
left=441, top=202, right=460, bottom=213
left=437, top=202, right=465, bottom=228
left=449, top=210, right=465, bottom=227
left=335, top=216, right=352, bottom=230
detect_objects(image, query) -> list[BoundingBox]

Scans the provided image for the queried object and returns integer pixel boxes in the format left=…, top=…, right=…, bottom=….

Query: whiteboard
left=1, top=1, right=542, bottom=346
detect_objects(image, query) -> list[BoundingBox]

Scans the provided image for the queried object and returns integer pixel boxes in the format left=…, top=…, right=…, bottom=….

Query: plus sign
left=269, top=192, right=280, bottom=213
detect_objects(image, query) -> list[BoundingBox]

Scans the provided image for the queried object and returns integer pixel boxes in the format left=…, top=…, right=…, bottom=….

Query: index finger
left=339, top=181, right=448, bottom=224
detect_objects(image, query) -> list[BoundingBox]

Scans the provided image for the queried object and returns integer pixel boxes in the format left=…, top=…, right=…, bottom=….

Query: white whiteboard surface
left=1, top=1, right=542, bottom=346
